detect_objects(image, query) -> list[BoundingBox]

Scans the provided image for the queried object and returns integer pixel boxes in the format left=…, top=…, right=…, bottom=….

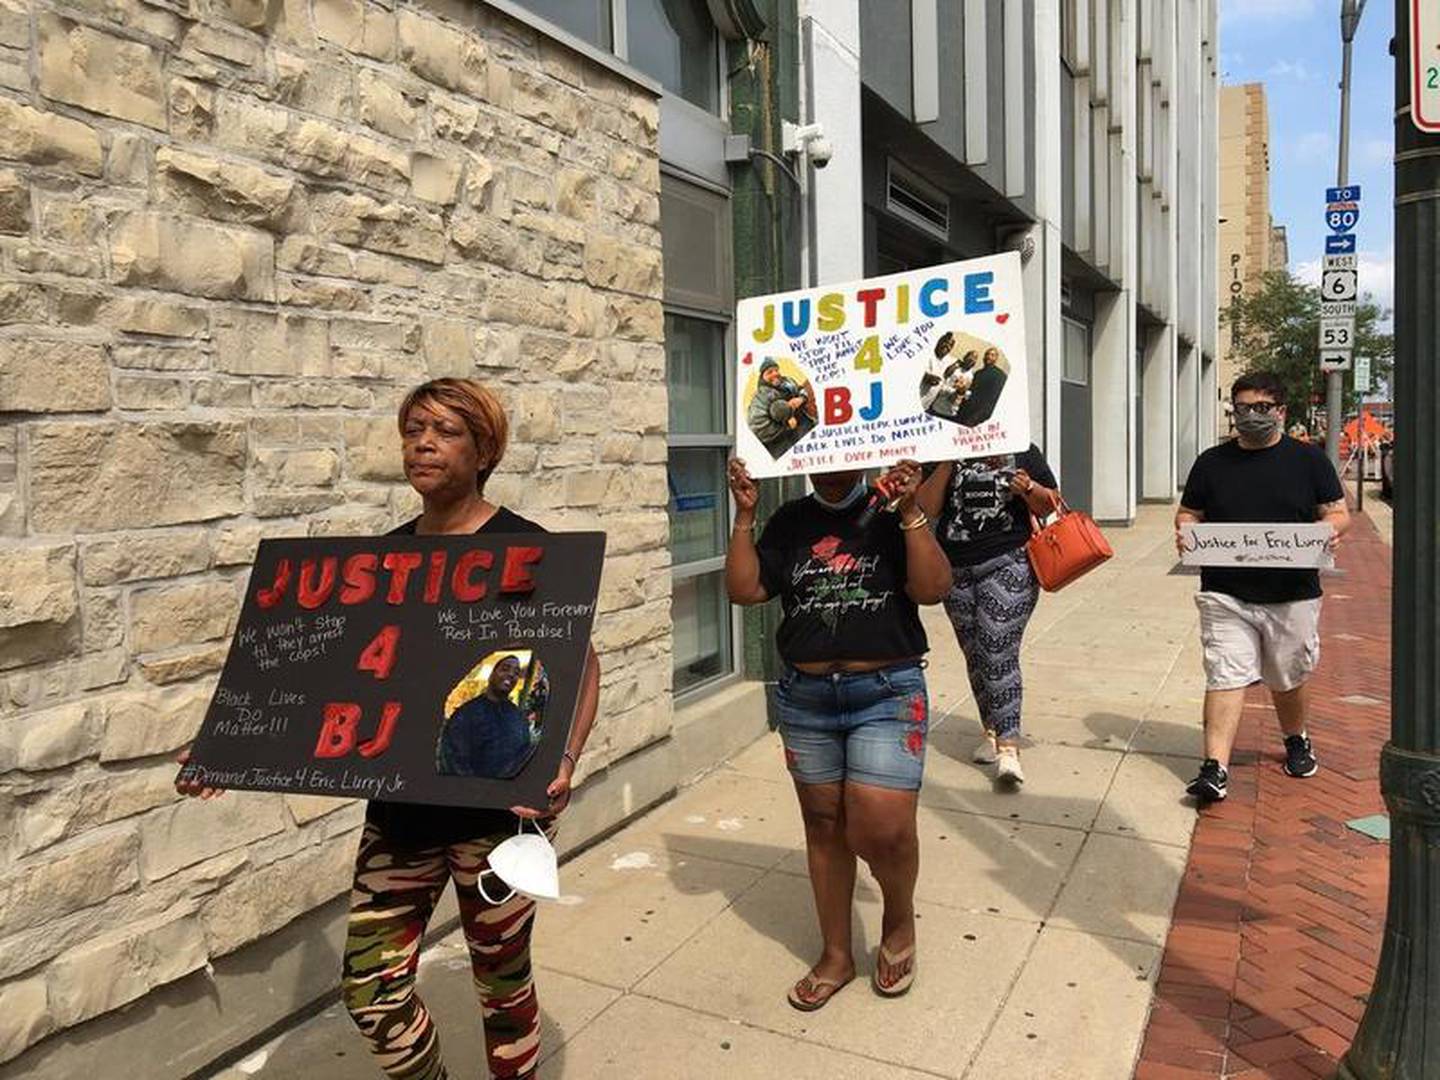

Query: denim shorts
left=774, top=662, right=929, bottom=790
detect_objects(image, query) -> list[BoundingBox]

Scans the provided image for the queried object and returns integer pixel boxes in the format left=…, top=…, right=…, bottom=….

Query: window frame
left=1061, top=313, right=1092, bottom=387
left=665, top=310, right=739, bottom=699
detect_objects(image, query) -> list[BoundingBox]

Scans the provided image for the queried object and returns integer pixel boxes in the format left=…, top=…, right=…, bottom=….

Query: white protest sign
left=734, top=253, right=1031, bottom=478
left=1179, top=523, right=1336, bottom=569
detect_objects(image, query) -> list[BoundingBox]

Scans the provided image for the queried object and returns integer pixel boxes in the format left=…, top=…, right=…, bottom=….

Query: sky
left=1220, top=0, right=1395, bottom=316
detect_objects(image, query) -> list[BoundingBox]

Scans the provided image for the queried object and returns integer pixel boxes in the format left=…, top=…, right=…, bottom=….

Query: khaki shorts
left=1195, top=591, right=1322, bottom=693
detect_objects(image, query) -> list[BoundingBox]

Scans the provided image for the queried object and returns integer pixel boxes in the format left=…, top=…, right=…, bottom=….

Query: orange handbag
left=1025, top=498, right=1114, bottom=591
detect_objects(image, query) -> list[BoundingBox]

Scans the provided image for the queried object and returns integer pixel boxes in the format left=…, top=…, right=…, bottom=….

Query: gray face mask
left=1234, top=409, right=1281, bottom=441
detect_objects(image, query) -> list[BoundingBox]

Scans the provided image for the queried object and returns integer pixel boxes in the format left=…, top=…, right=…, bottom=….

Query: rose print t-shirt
left=755, top=495, right=928, bottom=665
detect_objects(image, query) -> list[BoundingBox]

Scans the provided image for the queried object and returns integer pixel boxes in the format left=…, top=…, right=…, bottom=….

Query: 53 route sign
left=1320, top=318, right=1354, bottom=349
left=1414, top=1, right=1440, bottom=132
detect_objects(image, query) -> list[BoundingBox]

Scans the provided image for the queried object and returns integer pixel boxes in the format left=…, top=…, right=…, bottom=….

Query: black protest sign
left=178, top=532, right=605, bottom=810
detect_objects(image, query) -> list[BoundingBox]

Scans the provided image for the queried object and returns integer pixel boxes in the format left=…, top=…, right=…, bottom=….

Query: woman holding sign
left=726, top=459, right=951, bottom=1009
left=918, top=447, right=1060, bottom=784
left=180, top=378, right=600, bottom=1080
left=348, top=379, right=599, bottom=1080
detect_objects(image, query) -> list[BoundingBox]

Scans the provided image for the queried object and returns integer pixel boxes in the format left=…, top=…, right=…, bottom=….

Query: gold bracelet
left=900, top=513, right=929, bottom=531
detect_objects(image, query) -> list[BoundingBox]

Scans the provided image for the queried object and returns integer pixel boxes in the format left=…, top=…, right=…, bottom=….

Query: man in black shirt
left=436, top=654, right=536, bottom=779
left=1175, top=373, right=1349, bottom=802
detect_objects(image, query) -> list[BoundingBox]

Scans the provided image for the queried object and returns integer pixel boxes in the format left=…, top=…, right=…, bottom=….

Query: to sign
left=1322, top=268, right=1358, bottom=302
left=1320, top=317, right=1354, bottom=349
left=1325, top=203, right=1360, bottom=233
left=1413, top=0, right=1440, bottom=132
left=1325, top=186, right=1362, bottom=203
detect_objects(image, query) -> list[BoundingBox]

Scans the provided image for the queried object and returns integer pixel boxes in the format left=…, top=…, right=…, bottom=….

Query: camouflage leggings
left=341, top=822, right=543, bottom=1080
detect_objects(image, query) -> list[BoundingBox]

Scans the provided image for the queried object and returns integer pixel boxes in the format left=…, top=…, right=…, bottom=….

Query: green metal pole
left=1339, top=2, right=1440, bottom=1076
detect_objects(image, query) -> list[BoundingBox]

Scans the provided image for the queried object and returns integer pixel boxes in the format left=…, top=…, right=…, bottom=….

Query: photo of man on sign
left=745, top=357, right=818, bottom=458
left=734, top=253, right=1030, bottom=478
left=436, top=650, right=548, bottom=779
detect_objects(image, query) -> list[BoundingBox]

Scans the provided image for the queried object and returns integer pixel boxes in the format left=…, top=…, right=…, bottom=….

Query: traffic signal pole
left=1326, top=0, right=1364, bottom=470
left=1339, top=2, right=1440, bottom=1076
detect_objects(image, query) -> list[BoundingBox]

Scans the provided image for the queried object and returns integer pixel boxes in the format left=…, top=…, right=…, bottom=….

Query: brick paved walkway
left=1135, top=510, right=1392, bottom=1080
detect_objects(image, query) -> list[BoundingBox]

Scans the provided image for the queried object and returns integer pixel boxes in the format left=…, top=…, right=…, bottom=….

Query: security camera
left=782, top=121, right=833, bottom=168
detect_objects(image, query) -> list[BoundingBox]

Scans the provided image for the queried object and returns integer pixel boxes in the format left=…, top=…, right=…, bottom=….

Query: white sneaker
left=995, top=748, right=1025, bottom=785
left=972, top=732, right=999, bottom=764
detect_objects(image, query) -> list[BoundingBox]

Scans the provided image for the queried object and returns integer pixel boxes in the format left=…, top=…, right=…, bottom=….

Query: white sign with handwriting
left=1179, top=523, right=1336, bottom=569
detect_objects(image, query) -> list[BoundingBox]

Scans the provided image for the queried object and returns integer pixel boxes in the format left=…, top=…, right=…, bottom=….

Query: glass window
left=666, top=314, right=727, bottom=434
left=1063, top=316, right=1091, bottom=385
left=513, top=0, right=613, bottom=50
left=626, top=0, right=719, bottom=112
left=672, top=571, right=731, bottom=693
left=668, top=448, right=727, bottom=566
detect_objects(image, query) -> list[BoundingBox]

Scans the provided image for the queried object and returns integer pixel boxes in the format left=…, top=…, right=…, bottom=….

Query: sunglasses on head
left=1233, top=401, right=1282, bottom=416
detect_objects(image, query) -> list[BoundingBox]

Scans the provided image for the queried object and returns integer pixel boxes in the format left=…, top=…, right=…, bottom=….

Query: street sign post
left=1413, top=0, right=1440, bottom=131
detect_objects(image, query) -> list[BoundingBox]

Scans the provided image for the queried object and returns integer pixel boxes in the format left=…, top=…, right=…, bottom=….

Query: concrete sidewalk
left=216, top=506, right=1206, bottom=1080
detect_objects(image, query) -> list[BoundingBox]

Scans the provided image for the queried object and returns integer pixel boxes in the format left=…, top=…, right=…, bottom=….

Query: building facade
left=0, top=1, right=1218, bottom=1075
left=800, top=0, right=1221, bottom=522
left=1217, top=81, right=1275, bottom=432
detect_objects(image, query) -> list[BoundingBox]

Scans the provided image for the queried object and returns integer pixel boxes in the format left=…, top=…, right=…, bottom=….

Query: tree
left=1221, top=268, right=1393, bottom=428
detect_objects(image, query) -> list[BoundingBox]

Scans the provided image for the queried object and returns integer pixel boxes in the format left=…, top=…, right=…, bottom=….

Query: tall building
left=805, top=0, right=1221, bottom=518
left=1270, top=222, right=1290, bottom=270
left=1217, top=82, right=1275, bottom=431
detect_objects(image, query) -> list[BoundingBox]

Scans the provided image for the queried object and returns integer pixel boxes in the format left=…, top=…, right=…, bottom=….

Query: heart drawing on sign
left=995, top=313, right=1010, bottom=325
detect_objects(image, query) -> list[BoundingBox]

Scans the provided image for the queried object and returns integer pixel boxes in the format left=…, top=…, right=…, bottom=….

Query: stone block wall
left=0, top=0, right=670, bottom=1064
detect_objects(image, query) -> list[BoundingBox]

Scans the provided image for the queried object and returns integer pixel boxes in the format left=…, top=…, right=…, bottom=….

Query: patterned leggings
left=942, top=547, right=1040, bottom=741
left=341, top=822, right=543, bottom=1080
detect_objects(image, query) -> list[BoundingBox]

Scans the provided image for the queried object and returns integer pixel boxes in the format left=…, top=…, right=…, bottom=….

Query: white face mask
left=477, top=819, right=560, bottom=904
left=813, top=478, right=868, bottom=510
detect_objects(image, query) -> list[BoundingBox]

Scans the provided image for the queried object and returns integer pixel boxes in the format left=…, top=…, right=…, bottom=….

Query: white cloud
left=1266, top=59, right=1313, bottom=81
left=1284, top=131, right=1335, bottom=166
left=1220, top=0, right=1316, bottom=22
left=1359, top=138, right=1392, bottom=168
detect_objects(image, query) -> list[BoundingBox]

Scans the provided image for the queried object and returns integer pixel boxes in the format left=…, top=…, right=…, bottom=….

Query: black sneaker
left=1186, top=759, right=1229, bottom=802
left=1283, top=734, right=1319, bottom=778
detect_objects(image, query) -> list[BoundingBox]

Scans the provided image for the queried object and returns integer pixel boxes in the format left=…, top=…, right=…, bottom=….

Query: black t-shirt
left=756, top=494, right=928, bottom=665
left=365, top=506, right=546, bottom=848
left=936, top=445, right=1058, bottom=567
left=1180, top=436, right=1344, bottom=604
